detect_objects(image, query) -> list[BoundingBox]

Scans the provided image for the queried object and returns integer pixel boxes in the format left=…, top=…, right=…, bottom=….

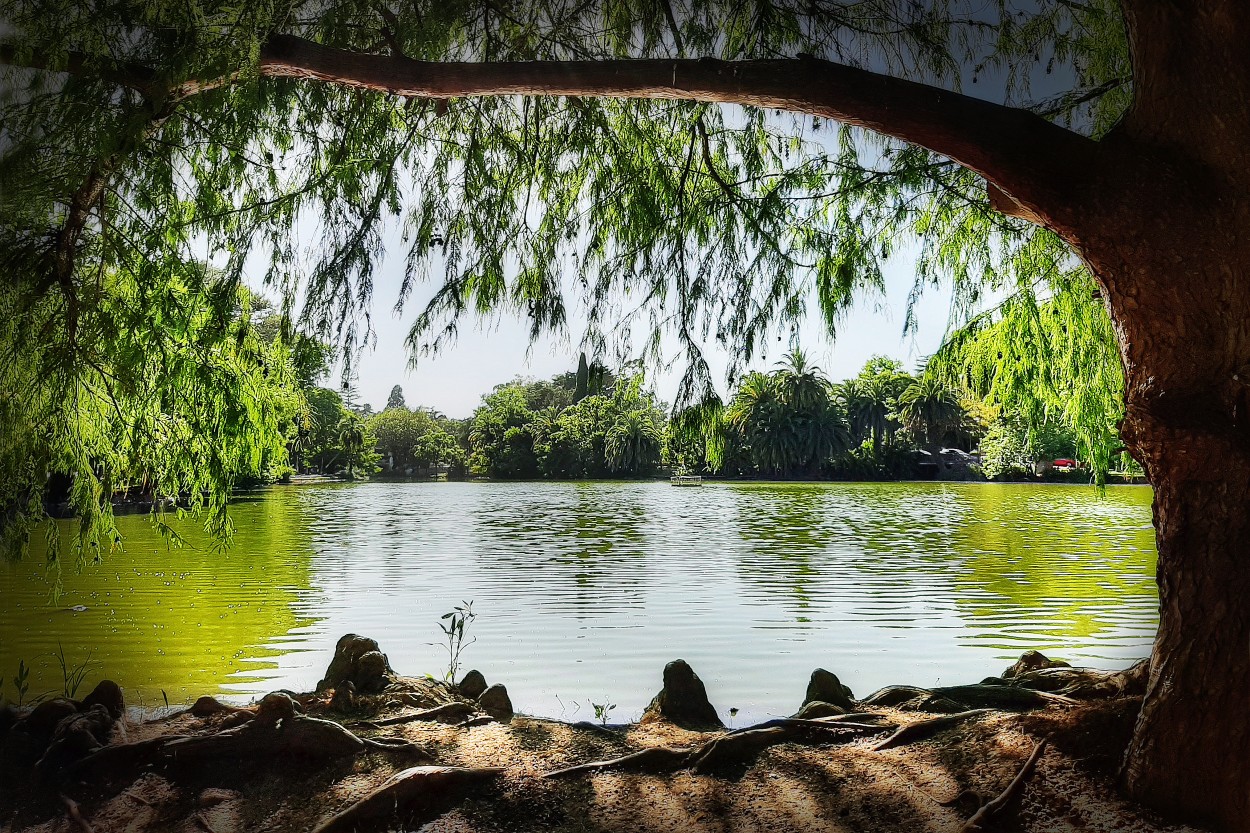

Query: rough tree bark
left=1077, top=4, right=1250, bottom=827
left=5, top=1, right=1250, bottom=827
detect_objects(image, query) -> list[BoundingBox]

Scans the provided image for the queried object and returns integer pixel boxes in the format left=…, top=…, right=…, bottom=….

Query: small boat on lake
left=670, top=474, right=703, bottom=486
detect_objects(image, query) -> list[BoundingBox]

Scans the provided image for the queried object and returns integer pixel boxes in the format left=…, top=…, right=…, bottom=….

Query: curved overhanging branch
left=255, top=35, right=1100, bottom=232
left=1, top=34, right=1104, bottom=236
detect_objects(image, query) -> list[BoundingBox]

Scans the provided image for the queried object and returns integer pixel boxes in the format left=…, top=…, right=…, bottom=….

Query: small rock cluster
left=639, top=660, right=864, bottom=729
left=1, top=680, right=126, bottom=781
left=457, top=670, right=513, bottom=722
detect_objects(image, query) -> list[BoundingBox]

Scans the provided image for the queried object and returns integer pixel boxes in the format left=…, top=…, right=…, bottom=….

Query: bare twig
left=60, top=795, right=95, bottom=833
left=961, top=738, right=1049, bottom=832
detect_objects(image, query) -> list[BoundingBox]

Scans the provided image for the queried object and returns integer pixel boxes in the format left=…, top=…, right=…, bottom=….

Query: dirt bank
left=0, top=639, right=1201, bottom=833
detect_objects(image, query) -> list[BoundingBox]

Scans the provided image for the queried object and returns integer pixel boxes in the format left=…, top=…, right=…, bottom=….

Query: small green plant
left=54, top=643, right=95, bottom=699
left=590, top=699, right=617, bottom=726
left=12, top=659, right=30, bottom=706
left=436, top=601, right=477, bottom=682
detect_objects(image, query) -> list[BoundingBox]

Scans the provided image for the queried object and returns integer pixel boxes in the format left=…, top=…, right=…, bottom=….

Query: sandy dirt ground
left=0, top=661, right=1205, bottom=833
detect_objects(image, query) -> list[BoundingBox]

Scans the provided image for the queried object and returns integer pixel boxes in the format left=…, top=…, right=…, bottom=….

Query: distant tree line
left=292, top=349, right=1118, bottom=484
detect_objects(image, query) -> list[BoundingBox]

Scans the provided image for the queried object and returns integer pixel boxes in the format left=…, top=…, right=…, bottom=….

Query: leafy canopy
left=0, top=0, right=1133, bottom=550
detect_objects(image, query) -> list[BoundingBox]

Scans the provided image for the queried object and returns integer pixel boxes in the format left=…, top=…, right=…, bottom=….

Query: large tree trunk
left=1070, top=6, right=1250, bottom=826
left=1123, top=462, right=1250, bottom=829
left=1080, top=156, right=1250, bottom=828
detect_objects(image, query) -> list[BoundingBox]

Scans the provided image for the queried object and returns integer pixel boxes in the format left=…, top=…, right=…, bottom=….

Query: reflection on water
left=0, top=481, right=1157, bottom=723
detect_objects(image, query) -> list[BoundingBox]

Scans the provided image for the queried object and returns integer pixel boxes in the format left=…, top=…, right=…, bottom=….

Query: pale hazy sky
left=336, top=237, right=954, bottom=418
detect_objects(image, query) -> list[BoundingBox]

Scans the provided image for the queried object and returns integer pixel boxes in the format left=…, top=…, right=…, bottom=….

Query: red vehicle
left=1053, top=458, right=1077, bottom=469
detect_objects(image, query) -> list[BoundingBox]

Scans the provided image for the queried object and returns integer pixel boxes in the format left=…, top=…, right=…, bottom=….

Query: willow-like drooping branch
left=1, top=34, right=1103, bottom=236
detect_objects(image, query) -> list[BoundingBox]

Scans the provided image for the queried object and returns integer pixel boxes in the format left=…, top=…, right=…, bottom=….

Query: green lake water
left=0, top=481, right=1158, bottom=723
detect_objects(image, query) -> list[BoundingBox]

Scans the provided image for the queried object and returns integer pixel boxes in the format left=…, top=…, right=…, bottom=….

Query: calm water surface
left=0, top=481, right=1158, bottom=723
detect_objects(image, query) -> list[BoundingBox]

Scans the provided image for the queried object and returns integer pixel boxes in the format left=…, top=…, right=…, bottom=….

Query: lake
left=0, top=481, right=1158, bottom=724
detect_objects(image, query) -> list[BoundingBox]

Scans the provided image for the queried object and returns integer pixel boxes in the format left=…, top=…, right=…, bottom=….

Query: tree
left=3, top=2, right=1248, bottom=822
left=836, top=358, right=913, bottom=457
left=336, top=414, right=366, bottom=479
left=411, top=426, right=464, bottom=474
left=468, top=385, right=541, bottom=479
left=0, top=260, right=302, bottom=559
left=367, top=407, right=435, bottom=472
left=386, top=385, right=406, bottom=411
left=302, top=387, right=350, bottom=473
left=605, top=409, right=664, bottom=476
left=774, top=349, right=828, bottom=412
left=978, top=411, right=1076, bottom=480
left=931, top=275, right=1123, bottom=483
left=896, top=376, right=965, bottom=463
left=725, top=364, right=849, bottom=478
left=573, top=353, right=590, bottom=402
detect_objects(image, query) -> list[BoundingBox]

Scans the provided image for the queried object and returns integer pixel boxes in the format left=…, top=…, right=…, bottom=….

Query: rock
left=317, top=634, right=395, bottom=694
left=79, top=679, right=125, bottom=720
left=641, top=659, right=723, bottom=730
left=35, top=704, right=114, bottom=780
left=803, top=669, right=855, bottom=711
left=477, top=684, right=513, bottom=722
left=1002, top=650, right=1070, bottom=680
left=793, top=701, right=846, bottom=719
left=191, top=696, right=237, bottom=717
left=255, top=692, right=299, bottom=723
left=0, top=704, right=21, bottom=735
left=17, top=699, right=79, bottom=744
left=457, top=670, right=488, bottom=700
left=330, top=680, right=356, bottom=713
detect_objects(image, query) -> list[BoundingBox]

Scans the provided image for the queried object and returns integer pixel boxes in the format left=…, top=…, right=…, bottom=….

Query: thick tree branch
left=0, top=34, right=1102, bottom=231
left=256, top=35, right=1100, bottom=228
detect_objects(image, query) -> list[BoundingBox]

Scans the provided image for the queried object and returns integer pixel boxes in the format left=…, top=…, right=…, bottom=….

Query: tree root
left=63, top=736, right=189, bottom=783
left=349, top=701, right=478, bottom=728
left=730, top=717, right=890, bottom=735
left=64, top=697, right=426, bottom=784
left=360, top=736, right=430, bottom=757
left=545, top=715, right=888, bottom=778
left=544, top=746, right=695, bottom=778
left=454, top=715, right=497, bottom=729
left=871, top=710, right=994, bottom=751
left=960, top=738, right=1048, bottom=832
left=689, top=727, right=790, bottom=773
left=1008, top=661, right=1148, bottom=699
left=863, top=683, right=1076, bottom=712
left=311, top=765, right=504, bottom=833
left=931, top=685, right=1077, bottom=710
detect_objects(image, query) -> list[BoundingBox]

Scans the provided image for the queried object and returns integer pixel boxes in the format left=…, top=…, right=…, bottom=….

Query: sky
left=249, top=28, right=1068, bottom=420
left=336, top=237, right=955, bottom=418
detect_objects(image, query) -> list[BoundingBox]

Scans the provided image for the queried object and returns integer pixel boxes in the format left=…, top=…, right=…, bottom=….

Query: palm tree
left=774, top=348, right=829, bottom=411
left=337, top=415, right=366, bottom=479
left=836, top=378, right=890, bottom=454
left=605, top=409, right=663, bottom=476
left=727, top=369, right=849, bottom=477
left=896, top=377, right=965, bottom=463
